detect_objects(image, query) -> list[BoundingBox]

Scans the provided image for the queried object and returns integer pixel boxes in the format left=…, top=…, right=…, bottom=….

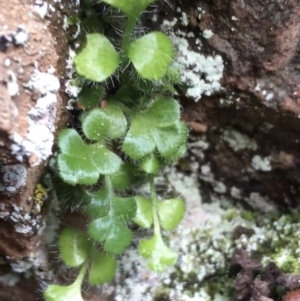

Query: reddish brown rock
left=179, top=0, right=300, bottom=211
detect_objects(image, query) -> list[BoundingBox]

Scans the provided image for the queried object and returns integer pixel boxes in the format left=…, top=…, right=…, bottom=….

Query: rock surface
left=0, top=0, right=70, bottom=300
left=178, top=0, right=300, bottom=211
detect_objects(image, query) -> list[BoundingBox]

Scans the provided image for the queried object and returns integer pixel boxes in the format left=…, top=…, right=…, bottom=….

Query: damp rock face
left=176, top=0, right=300, bottom=211
left=1, top=0, right=300, bottom=301
left=0, top=0, right=71, bottom=300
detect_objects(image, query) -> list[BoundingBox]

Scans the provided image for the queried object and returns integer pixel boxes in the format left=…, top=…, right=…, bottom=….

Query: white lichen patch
left=7, top=70, right=19, bottom=97
left=251, top=155, right=272, bottom=171
left=32, top=0, right=49, bottom=19
left=0, top=164, right=27, bottom=193
left=9, top=68, right=59, bottom=166
left=246, top=192, right=276, bottom=213
left=161, top=18, right=224, bottom=101
left=13, top=25, right=29, bottom=45
left=65, top=48, right=81, bottom=110
left=3, top=203, right=41, bottom=235
left=202, top=29, right=213, bottom=39
left=222, top=128, right=258, bottom=151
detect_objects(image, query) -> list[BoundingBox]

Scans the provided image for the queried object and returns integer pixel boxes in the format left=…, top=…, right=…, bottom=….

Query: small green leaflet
left=141, top=154, right=162, bottom=174
left=89, top=251, right=117, bottom=285
left=58, top=228, right=91, bottom=267
left=44, top=283, right=84, bottom=301
left=158, top=198, right=185, bottom=230
left=88, top=196, right=137, bottom=254
left=84, top=189, right=110, bottom=217
left=122, top=97, right=188, bottom=160
left=82, top=103, right=127, bottom=140
left=110, top=163, right=143, bottom=190
left=128, top=32, right=174, bottom=80
left=139, top=234, right=177, bottom=272
left=74, top=33, right=119, bottom=82
left=134, top=196, right=153, bottom=228
left=57, top=129, right=122, bottom=185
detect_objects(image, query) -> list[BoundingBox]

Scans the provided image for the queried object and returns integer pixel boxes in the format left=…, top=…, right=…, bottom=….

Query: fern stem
left=121, top=17, right=136, bottom=53
left=149, top=176, right=161, bottom=236
left=73, top=261, right=88, bottom=287
left=105, top=175, right=113, bottom=198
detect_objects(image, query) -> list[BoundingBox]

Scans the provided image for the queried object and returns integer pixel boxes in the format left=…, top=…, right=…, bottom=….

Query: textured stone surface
left=179, top=0, right=300, bottom=211
left=0, top=0, right=70, bottom=300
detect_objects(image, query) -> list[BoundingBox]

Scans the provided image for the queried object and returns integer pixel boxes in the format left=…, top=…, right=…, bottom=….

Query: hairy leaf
left=84, top=189, right=110, bottom=217
left=58, top=228, right=91, bottom=267
left=57, top=129, right=122, bottom=185
left=158, top=199, right=185, bottom=230
left=128, top=32, right=174, bottom=80
left=141, top=154, right=162, bottom=174
left=122, top=98, right=185, bottom=161
left=113, top=196, right=137, bottom=221
left=88, top=196, right=136, bottom=254
left=122, top=120, right=155, bottom=159
left=44, top=283, right=83, bottom=301
left=78, top=86, right=105, bottom=110
left=134, top=196, right=153, bottom=228
left=74, top=33, right=119, bottom=82
left=110, top=163, right=143, bottom=190
left=152, top=121, right=188, bottom=158
left=89, top=252, right=117, bottom=285
left=82, top=104, right=127, bottom=140
left=142, top=97, right=180, bottom=127
left=138, top=235, right=177, bottom=272
left=88, top=216, right=132, bottom=254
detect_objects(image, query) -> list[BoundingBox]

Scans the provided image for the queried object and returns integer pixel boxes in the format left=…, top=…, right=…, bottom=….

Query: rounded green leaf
left=89, top=252, right=117, bottom=285
left=88, top=217, right=132, bottom=255
left=82, top=109, right=109, bottom=140
left=82, top=104, right=127, bottom=140
left=122, top=121, right=155, bottom=159
left=84, top=189, right=110, bottom=217
left=141, top=154, right=162, bottom=174
left=57, top=130, right=121, bottom=184
left=138, top=235, right=177, bottom=272
left=57, top=154, right=99, bottom=185
left=58, top=129, right=88, bottom=155
left=128, top=32, right=174, bottom=80
left=58, top=228, right=91, bottom=267
left=142, top=97, right=181, bottom=127
left=134, top=196, right=153, bottom=228
left=44, top=283, right=83, bottom=301
left=102, top=0, right=155, bottom=18
left=112, top=196, right=137, bottom=221
left=74, top=33, right=119, bottom=82
left=57, top=129, right=100, bottom=185
left=152, top=121, right=188, bottom=158
left=90, top=144, right=122, bottom=175
left=158, top=199, right=185, bottom=230
left=167, top=143, right=187, bottom=162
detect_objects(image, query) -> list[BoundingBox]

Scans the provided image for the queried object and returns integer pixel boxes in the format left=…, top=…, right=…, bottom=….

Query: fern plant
left=44, top=0, right=188, bottom=300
